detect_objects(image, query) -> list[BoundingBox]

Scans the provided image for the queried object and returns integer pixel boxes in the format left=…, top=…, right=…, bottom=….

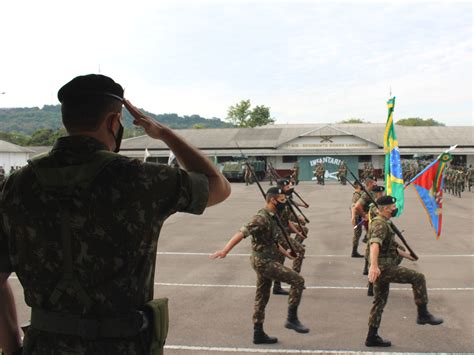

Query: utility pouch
left=144, top=298, right=169, bottom=355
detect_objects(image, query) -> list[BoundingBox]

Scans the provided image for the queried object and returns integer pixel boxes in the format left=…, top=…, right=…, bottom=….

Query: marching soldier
left=353, top=176, right=378, bottom=257
left=244, top=163, right=253, bottom=186
left=210, top=187, right=309, bottom=345
left=365, top=195, right=443, bottom=348
left=337, top=162, right=347, bottom=185
left=351, top=181, right=364, bottom=257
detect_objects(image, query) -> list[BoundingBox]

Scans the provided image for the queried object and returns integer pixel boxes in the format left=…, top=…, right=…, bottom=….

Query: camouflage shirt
left=240, top=208, right=280, bottom=260
left=356, top=190, right=375, bottom=213
left=368, top=215, right=399, bottom=268
left=0, top=136, right=209, bottom=353
left=351, top=191, right=362, bottom=207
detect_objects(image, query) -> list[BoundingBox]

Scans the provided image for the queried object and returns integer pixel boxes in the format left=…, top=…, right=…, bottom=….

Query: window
left=358, top=155, right=372, bottom=163
left=282, top=156, right=297, bottom=163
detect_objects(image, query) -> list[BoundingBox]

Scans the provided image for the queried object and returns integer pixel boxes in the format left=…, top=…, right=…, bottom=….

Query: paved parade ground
left=9, top=181, right=474, bottom=354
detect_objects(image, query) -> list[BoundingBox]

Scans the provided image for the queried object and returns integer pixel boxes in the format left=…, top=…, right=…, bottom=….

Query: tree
left=226, top=100, right=274, bottom=127
left=396, top=118, right=445, bottom=126
left=193, top=123, right=205, bottom=129
left=338, top=118, right=369, bottom=124
left=249, top=105, right=275, bottom=127
left=227, top=100, right=252, bottom=127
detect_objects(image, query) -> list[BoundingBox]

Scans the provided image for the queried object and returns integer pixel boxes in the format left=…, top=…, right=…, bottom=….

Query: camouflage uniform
left=315, top=164, right=325, bottom=185
left=0, top=136, right=209, bottom=354
left=277, top=205, right=305, bottom=273
left=240, top=208, right=305, bottom=324
left=244, top=165, right=252, bottom=185
left=352, top=190, right=363, bottom=248
left=368, top=216, right=428, bottom=328
left=337, top=164, right=347, bottom=185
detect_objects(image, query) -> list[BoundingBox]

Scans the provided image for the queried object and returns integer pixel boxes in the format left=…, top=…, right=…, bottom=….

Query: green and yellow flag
left=384, top=97, right=404, bottom=216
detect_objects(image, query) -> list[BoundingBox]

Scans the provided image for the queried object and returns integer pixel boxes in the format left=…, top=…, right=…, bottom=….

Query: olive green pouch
left=144, top=298, right=169, bottom=355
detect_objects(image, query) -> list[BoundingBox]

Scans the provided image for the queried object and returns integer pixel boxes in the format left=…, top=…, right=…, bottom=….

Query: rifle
left=236, top=143, right=298, bottom=257
left=285, top=198, right=308, bottom=239
left=347, top=168, right=418, bottom=260
left=289, top=196, right=310, bottom=223
left=292, top=190, right=310, bottom=208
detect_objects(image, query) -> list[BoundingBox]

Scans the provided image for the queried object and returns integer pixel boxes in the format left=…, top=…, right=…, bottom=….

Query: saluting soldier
left=210, top=187, right=309, bottom=345
left=365, top=195, right=443, bottom=348
left=0, top=74, right=231, bottom=354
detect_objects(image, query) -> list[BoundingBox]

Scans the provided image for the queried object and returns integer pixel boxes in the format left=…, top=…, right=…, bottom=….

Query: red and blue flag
left=406, top=152, right=453, bottom=239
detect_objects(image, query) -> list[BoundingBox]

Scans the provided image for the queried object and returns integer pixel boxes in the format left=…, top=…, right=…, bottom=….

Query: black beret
left=277, top=179, right=290, bottom=187
left=266, top=187, right=283, bottom=196
left=377, top=195, right=396, bottom=206
left=373, top=186, right=385, bottom=193
left=58, top=74, right=124, bottom=103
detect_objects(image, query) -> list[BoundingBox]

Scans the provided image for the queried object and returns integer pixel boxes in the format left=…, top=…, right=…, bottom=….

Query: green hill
left=0, top=105, right=232, bottom=135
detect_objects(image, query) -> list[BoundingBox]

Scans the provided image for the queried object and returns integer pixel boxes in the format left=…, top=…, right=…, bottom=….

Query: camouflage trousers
left=352, top=218, right=362, bottom=249
left=250, top=256, right=305, bottom=324
left=294, top=225, right=309, bottom=245
left=278, top=236, right=306, bottom=273
left=368, top=265, right=428, bottom=328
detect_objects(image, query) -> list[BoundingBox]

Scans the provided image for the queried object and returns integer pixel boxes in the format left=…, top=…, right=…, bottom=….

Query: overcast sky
left=0, top=0, right=472, bottom=125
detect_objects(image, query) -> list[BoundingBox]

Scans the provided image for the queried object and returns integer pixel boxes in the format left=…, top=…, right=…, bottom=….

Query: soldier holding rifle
left=210, top=187, right=309, bottom=345
left=365, top=195, right=443, bottom=347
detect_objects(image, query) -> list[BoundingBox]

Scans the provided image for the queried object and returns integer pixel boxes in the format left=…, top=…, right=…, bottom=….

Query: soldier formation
left=0, top=74, right=461, bottom=354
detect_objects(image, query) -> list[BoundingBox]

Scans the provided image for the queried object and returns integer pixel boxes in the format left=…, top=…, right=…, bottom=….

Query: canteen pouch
left=144, top=298, right=169, bottom=355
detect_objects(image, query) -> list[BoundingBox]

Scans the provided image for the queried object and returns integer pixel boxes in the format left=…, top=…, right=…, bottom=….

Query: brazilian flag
left=384, top=97, right=404, bottom=216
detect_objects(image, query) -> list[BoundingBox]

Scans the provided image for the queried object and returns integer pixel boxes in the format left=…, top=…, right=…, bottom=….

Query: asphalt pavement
left=8, top=181, right=474, bottom=354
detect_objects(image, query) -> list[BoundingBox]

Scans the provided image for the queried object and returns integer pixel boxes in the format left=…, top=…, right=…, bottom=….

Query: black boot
left=417, top=304, right=443, bottom=325
left=362, top=260, right=369, bottom=275
left=367, top=283, right=374, bottom=296
left=273, top=281, right=289, bottom=295
left=285, top=306, right=309, bottom=333
left=365, top=326, right=391, bottom=347
left=351, top=246, right=363, bottom=258
left=253, top=323, right=278, bottom=344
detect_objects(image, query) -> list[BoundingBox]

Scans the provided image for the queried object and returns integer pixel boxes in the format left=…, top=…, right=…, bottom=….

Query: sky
left=0, top=0, right=472, bottom=126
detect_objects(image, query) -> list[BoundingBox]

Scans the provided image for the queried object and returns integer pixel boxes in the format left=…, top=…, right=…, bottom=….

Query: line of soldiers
left=402, top=159, right=474, bottom=197
left=360, top=163, right=375, bottom=181
left=211, top=178, right=311, bottom=344
left=444, top=165, right=473, bottom=197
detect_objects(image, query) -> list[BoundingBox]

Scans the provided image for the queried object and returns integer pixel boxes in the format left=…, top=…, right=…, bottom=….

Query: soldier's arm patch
left=368, top=221, right=387, bottom=246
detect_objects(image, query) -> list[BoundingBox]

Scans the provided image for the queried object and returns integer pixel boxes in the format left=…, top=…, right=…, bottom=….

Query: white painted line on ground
left=165, top=345, right=430, bottom=354
left=8, top=277, right=472, bottom=291
left=153, top=282, right=474, bottom=291
left=157, top=251, right=474, bottom=258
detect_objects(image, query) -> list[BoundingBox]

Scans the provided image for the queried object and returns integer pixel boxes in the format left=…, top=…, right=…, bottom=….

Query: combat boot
left=417, top=304, right=443, bottom=325
left=273, top=281, right=289, bottom=295
left=253, top=323, right=278, bottom=344
left=365, top=326, right=391, bottom=347
left=351, top=246, right=363, bottom=258
left=285, top=306, right=309, bottom=333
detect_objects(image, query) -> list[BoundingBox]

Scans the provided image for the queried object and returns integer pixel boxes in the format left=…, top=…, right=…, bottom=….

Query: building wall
left=0, top=152, right=29, bottom=173
left=298, top=155, right=359, bottom=181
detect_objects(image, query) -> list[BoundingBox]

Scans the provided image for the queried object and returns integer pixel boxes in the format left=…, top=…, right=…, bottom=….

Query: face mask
left=274, top=200, right=286, bottom=213
left=113, top=122, right=124, bottom=153
left=285, top=188, right=294, bottom=196
left=391, top=208, right=399, bottom=217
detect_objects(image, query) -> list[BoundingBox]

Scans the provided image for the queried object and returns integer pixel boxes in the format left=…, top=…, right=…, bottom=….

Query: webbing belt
left=31, top=308, right=148, bottom=340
